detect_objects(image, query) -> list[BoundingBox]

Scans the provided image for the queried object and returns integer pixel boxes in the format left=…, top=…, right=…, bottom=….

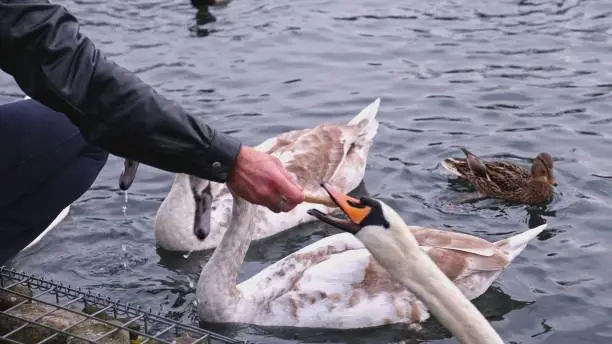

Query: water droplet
left=121, top=244, right=127, bottom=252
left=188, top=277, right=194, bottom=289
left=183, top=250, right=194, bottom=259
left=122, top=190, right=129, bottom=216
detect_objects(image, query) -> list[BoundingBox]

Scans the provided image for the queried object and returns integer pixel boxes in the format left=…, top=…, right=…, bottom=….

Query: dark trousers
left=0, top=99, right=108, bottom=264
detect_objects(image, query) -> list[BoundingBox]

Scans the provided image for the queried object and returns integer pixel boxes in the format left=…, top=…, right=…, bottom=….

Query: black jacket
left=0, top=0, right=242, bottom=183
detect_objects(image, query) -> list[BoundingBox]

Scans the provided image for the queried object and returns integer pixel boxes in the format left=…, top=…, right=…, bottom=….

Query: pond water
left=3, top=0, right=612, bottom=343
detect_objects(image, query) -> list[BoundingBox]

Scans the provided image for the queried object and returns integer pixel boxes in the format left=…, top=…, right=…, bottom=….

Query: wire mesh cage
left=0, top=266, right=248, bottom=344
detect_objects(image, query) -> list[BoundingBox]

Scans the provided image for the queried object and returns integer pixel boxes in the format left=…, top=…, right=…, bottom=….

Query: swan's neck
left=196, top=193, right=256, bottom=317
left=154, top=174, right=198, bottom=250
left=404, top=252, right=504, bottom=343
left=360, top=226, right=504, bottom=344
left=165, top=174, right=192, bottom=209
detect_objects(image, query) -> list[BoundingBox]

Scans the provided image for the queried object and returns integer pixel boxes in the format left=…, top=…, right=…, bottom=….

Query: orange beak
left=307, top=183, right=373, bottom=234
left=321, top=183, right=372, bottom=224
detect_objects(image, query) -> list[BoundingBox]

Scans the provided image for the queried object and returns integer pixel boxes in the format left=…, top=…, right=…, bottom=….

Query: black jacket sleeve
left=0, top=0, right=242, bottom=183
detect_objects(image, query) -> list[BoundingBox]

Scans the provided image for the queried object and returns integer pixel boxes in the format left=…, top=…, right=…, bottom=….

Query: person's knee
left=83, top=144, right=109, bottom=165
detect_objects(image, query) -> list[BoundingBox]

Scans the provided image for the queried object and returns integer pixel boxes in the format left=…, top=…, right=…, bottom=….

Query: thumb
left=272, top=166, right=304, bottom=204
left=271, top=156, right=304, bottom=191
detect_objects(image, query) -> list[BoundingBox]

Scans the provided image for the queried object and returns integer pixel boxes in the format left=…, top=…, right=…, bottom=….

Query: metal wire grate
left=0, top=266, right=248, bottom=344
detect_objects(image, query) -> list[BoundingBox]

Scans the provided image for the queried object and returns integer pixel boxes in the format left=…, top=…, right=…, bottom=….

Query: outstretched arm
left=0, top=0, right=241, bottom=183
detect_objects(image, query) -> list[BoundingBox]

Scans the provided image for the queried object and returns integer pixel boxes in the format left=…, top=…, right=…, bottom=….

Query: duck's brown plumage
left=442, top=148, right=557, bottom=205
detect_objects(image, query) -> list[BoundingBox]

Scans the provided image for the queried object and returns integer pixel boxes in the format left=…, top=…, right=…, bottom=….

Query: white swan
left=309, top=183, right=509, bottom=343
left=121, top=98, right=382, bottom=252
left=193, top=182, right=545, bottom=330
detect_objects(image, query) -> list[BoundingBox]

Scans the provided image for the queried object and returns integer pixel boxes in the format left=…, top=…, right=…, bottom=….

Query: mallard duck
left=441, top=148, right=557, bottom=205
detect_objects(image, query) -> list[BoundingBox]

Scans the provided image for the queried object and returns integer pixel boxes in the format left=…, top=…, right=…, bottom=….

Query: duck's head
left=307, top=183, right=418, bottom=269
left=189, top=176, right=213, bottom=240
left=531, top=152, right=557, bottom=186
left=119, top=159, right=140, bottom=191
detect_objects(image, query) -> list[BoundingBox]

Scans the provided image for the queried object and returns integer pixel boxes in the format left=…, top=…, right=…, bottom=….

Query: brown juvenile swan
left=307, top=183, right=516, bottom=343
left=192, top=182, right=544, bottom=332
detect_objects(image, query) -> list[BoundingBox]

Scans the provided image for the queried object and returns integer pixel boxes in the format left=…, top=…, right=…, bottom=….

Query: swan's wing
left=250, top=99, right=380, bottom=198
left=238, top=233, right=428, bottom=328
left=237, top=232, right=365, bottom=295
left=410, top=226, right=499, bottom=257
left=254, top=128, right=311, bottom=154
left=273, top=124, right=361, bottom=195
left=411, top=227, right=510, bottom=280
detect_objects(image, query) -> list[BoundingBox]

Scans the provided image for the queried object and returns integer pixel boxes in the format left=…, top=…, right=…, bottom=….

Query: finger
left=279, top=193, right=298, bottom=213
left=261, top=178, right=295, bottom=213
left=281, top=201, right=297, bottom=212
left=274, top=177, right=304, bottom=206
left=284, top=181, right=305, bottom=205
left=267, top=198, right=282, bottom=213
left=272, top=157, right=304, bottom=191
left=271, top=168, right=304, bottom=205
left=257, top=185, right=282, bottom=213
left=261, top=170, right=302, bottom=209
left=235, top=182, right=267, bottom=208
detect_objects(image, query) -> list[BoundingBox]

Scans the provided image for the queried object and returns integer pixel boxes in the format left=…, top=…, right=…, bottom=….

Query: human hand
left=227, top=146, right=305, bottom=212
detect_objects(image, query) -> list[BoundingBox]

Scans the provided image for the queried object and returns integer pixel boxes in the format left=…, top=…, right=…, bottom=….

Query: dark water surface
left=3, top=0, right=612, bottom=343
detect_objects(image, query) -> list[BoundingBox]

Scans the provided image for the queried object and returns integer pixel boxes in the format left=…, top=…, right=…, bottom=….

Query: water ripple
left=4, top=0, right=612, bottom=343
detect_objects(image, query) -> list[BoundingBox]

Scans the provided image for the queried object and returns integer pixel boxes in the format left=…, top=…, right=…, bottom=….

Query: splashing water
left=122, top=190, right=129, bottom=216
left=121, top=192, right=130, bottom=269
left=121, top=243, right=128, bottom=269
